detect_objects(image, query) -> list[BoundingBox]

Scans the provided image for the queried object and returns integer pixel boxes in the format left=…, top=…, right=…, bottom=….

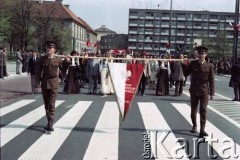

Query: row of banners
left=108, top=63, right=145, bottom=121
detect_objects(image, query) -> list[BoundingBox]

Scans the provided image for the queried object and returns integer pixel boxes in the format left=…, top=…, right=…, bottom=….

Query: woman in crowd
left=156, top=53, right=171, bottom=96
left=63, top=50, right=82, bottom=94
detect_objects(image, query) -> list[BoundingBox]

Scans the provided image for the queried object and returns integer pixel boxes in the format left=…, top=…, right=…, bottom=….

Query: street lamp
left=167, top=0, right=173, bottom=53
left=232, top=0, right=239, bottom=64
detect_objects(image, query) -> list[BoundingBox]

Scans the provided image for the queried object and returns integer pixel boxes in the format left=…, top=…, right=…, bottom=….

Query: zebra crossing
left=1, top=99, right=240, bottom=160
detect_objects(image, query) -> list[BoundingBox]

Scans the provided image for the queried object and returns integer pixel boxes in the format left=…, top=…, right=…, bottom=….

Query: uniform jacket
left=182, top=60, right=214, bottom=96
left=36, top=55, right=62, bottom=89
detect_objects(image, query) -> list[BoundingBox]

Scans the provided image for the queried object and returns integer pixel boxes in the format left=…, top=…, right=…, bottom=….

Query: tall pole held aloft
left=232, top=0, right=239, bottom=64
left=168, top=0, right=173, bottom=51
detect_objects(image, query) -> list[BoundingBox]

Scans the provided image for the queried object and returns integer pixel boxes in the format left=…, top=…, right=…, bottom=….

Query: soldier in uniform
left=182, top=46, right=215, bottom=138
left=35, top=41, right=69, bottom=132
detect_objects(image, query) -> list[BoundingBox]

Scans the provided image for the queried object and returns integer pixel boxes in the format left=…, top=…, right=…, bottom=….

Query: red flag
left=108, top=63, right=144, bottom=120
left=86, top=40, right=91, bottom=47
left=94, top=42, right=98, bottom=48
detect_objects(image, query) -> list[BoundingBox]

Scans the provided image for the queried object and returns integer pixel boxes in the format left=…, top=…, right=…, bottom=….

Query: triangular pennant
left=108, top=63, right=144, bottom=120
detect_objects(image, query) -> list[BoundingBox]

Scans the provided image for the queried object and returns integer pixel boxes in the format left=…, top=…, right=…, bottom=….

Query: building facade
left=128, top=8, right=240, bottom=55
left=100, top=34, right=128, bottom=53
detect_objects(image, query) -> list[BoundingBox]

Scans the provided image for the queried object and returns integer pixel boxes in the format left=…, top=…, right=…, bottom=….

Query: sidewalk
left=1, top=61, right=27, bottom=80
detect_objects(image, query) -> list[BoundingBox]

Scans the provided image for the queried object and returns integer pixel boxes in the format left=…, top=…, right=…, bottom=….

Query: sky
left=63, top=0, right=237, bottom=34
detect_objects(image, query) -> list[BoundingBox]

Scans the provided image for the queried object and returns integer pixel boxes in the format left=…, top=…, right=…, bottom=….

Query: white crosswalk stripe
left=83, top=102, right=119, bottom=160
left=1, top=99, right=240, bottom=159
left=138, top=102, right=189, bottom=160
left=0, top=100, right=35, bottom=116
left=172, top=103, right=240, bottom=159
left=19, top=101, right=92, bottom=160
left=1, top=100, right=64, bottom=147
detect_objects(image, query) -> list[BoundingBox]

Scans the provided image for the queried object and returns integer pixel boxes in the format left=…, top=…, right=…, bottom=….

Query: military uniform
left=183, top=46, right=214, bottom=137
left=36, top=55, right=62, bottom=130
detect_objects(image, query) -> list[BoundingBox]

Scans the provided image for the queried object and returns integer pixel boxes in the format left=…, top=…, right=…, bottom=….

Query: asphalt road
left=1, top=63, right=240, bottom=160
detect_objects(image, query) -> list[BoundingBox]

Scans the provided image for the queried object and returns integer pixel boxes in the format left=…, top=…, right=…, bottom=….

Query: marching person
left=28, top=50, right=40, bottom=94
left=182, top=46, right=215, bottom=138
left=35, top=41, right=69, bottom=132
left=86, top=53, right=100, bottom=94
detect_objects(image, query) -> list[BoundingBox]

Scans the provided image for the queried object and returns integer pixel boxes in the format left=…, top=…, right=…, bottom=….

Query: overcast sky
left=63, top=0, right=236, bottom=34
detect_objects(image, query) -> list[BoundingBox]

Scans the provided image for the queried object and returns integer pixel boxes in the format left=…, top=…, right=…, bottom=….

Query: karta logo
left=142, top=131, right=239, bottom=159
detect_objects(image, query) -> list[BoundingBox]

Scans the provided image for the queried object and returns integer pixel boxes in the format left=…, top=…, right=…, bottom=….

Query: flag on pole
left=108, top=63, right=144, bottom=120
left=86, top=40, right=91, bottom=47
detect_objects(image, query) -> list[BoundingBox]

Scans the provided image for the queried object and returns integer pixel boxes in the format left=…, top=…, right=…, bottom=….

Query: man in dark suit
left=28, top=50, right=40, bottom=94
left=35, top=41, right=69, bottom=132
left=182, top=46, right=215, bottom=138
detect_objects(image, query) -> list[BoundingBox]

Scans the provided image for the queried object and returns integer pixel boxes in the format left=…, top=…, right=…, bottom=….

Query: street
left=0, top=63, right=240, bottom=160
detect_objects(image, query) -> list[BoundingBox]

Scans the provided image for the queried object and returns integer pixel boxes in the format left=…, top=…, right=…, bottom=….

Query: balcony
left=186, top=34, right=192, bottom=36
left=129, top=15, right=138, bottom=19
left=128, top=46, right=137, bottom=49
left=160, top=40, right=168, bottom=43
left=145, top=39, right=153, bottom=42
left=144, top=47, right=152, bottom=50
left=209, top=34, right=217, bottom=37
left=177, top=17, right=186, bottom=21
left=145, top=16, right=154, bottom=19
left=161, top=32, right=169, bottom=35
left=161, top=24, right=169, bottom=28
left=128, top=39, right=137, bottom=42
left=177, top=33, right=185, bottom=36
left=177, top=25, right=185, bottom=28
left=176, top=40, right=184, bottom=44
left=145, top=31, right=153, bottom=35
left=145, top=24, right=154, bottom=27
left=129, top=23, right=138, bottom=27
left=193, top=18, right=202, bottom=21
left=193, top=26, right=202, bottom=29
left=209, top=26, right=217, bottom=30
left=209, top=19, right=218, bottom=22
left=129, top=31, right=137, bottom=34
left=161, top=17, right=170, bottom=20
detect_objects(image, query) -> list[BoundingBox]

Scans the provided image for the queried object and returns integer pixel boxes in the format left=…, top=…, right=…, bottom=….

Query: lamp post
left=232, top=0, right=239, bottom=64
left=167, top=0, right=173, bottom=53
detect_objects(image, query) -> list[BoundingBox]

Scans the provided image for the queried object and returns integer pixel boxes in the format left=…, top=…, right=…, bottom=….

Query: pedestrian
left=182, top=46, right=215, bottom=138
left=35, top=41, right=69, bottom=132
left=137, top=53, right=151, bottom=96
left=0, top=47, right=4, bottom=79
left=16, top=49, right=23, bottom=75
left=229, top=58, right=240, bottom=101
left=86, top=53, right=100, bottom=94
left=63, top=50, right=82, bottom=94
left=28, top=50, right=40, bottom=94
left=172, top=53, right=185, bottom=96
left=2, top=47, right=8, bottom=77
left=156, top=54, right=171, bottom=96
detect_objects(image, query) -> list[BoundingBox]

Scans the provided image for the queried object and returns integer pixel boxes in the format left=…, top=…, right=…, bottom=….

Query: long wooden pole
left=55, top=55, right=192, bottom=62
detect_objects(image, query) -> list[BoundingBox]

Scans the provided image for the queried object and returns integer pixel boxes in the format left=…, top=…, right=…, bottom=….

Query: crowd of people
left=2, top=41, right=240, bottom=137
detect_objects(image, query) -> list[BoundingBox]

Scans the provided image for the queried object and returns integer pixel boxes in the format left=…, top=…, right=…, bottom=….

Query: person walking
left=182, top=46, right=215, bottom=138
left=172, top=53, right=185, bottom=96
left=86, top=53, right=100, bottom=94
left=230, top=58, right=240, bottom=101
left=28, top=50, right=40, bottom=94
left=35, top=41, right=69, bottom=132
left=16, top=49, right=23, bottom=75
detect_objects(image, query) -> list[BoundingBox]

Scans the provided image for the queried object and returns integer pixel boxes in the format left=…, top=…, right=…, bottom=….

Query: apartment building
left=128, top=8, right=239, bottom=55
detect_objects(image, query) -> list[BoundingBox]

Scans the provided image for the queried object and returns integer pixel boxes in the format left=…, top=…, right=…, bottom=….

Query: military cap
left=45, top=40, right=57, bottom=48
left=196, top=46, right=208, bottom=52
